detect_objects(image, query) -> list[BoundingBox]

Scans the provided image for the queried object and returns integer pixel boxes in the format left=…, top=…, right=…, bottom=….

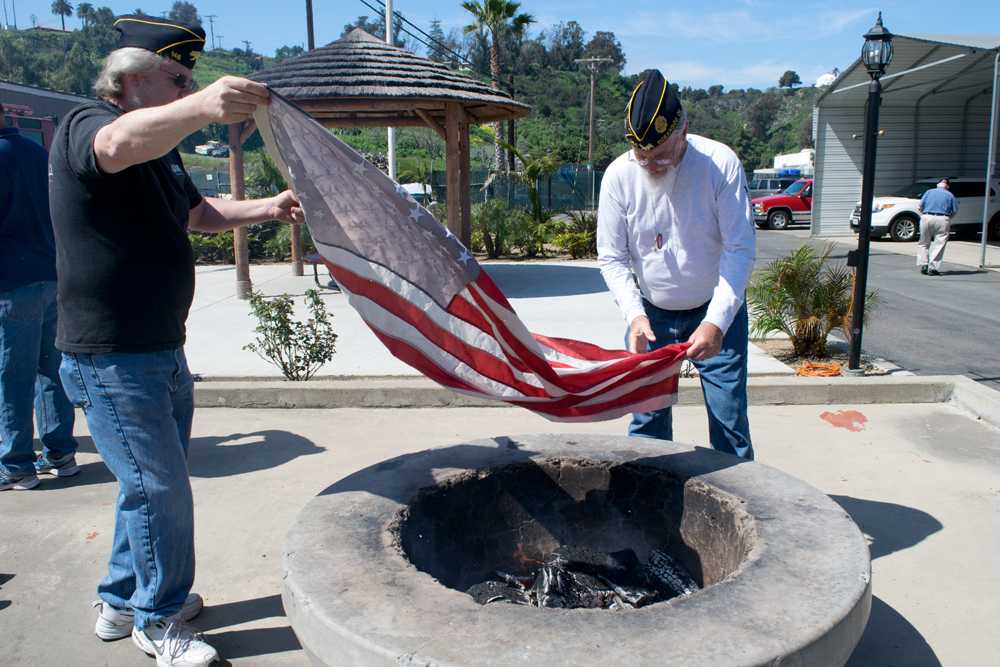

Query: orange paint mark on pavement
left=820, top=410, right=868, bottom=432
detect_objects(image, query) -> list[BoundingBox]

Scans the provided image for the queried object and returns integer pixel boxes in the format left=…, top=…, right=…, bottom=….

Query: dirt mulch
left=753, top=338, right=889, bottom=377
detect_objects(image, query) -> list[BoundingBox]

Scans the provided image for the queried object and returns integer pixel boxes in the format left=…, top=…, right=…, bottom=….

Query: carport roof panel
left=818, top=34, right=1000, bottom=108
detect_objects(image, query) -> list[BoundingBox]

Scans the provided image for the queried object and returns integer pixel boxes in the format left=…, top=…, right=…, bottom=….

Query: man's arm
left=94, top=76, right=268, bottom=174
left=187, top=190, right=304, bottom=233
left=596, top=169, right=655, bottom=353
left=690, top=154, right=755, bottom=360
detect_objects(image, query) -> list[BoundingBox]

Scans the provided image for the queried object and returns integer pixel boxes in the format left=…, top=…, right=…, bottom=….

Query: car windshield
left=783, top=180, right=806, bottom=195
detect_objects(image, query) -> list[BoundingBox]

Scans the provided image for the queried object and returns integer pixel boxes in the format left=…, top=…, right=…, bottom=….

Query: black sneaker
left=928, top=268, right=940, bottom=276
left=920, top=265, right=928, bottom=275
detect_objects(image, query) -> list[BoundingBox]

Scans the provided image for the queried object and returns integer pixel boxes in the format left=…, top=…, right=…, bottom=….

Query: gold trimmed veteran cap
left=625, top=70, right=683, bottom=150
left=113, top=15, right=206, bottom=70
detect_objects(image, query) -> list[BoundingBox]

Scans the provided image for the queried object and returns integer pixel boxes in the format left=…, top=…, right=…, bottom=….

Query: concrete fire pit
left=283, top=434, right=871, bottom=666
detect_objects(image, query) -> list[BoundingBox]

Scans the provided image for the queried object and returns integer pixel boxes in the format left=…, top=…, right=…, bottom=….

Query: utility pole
left=242, top=39, right=252, bottom=54
left=205, top=14, right=217, bottom=51
left=386, top=0, right=396, bottom=180
left=574, top=57, right=612, bottom=208
left=305, top=0, right=315, bottom=50
left=215, top=35, right=223, bottom=50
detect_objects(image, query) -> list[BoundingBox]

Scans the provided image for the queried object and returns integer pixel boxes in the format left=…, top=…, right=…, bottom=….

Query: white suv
left=850, top=177, right=1000, bottom=241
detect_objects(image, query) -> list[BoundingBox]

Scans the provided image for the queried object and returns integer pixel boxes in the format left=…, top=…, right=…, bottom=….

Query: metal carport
left=812, top=34, right=1000, bottom=266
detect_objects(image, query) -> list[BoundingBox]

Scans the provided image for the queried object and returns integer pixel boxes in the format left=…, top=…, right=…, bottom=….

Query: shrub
left=188, top=231, right=234, bottom=264
left=244, top=289, right=338, bottom=381
left=472, top=199, right=513, bottom=258
left=748, top=244, right=877, bottom=358
left=552, top=210, right=598, bottom=258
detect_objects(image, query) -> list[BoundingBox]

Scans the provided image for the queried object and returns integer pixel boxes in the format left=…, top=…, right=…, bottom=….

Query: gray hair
left=93, top=47, right=164, bottom=100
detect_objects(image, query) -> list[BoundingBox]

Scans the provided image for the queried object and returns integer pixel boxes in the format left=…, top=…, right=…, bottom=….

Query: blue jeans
left=59, top=348, right=195, bottom=629
left=0, top=281, right=77, bottom=477
left=628, top=300, right=754, bottom=460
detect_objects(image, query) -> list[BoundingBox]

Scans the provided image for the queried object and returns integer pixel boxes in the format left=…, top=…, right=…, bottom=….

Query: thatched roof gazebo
left=226, top=28, right=530, bottom=298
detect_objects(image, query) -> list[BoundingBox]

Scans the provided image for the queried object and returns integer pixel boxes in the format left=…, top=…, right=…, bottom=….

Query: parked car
left=752, top=179, right=813, bottom=230
left=849, top=177, right=1000, bottom=241
left=748, top=176, right=799, bottom=200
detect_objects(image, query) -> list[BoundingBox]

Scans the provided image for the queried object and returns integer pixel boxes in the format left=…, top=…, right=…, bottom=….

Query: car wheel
left=767, top=210, right=791, bottom=230
left=889, top=214, right=919, bottom=242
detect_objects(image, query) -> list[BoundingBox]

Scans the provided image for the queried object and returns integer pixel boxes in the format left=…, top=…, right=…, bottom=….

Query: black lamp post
left=847, top=11, right=894, bottom=373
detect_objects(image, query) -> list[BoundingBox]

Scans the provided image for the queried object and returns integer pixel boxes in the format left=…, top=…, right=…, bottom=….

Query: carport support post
left=980, top=52, right=999, bottom=269
left=848, top=78, right=883, bottom=372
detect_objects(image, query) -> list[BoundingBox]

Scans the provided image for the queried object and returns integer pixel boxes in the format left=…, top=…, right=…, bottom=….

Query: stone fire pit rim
left=282, top=434, right=872, bottom=667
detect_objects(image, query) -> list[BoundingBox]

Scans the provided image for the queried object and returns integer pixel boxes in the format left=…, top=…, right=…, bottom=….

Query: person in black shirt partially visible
left=48, top=15, right=303, bottom=667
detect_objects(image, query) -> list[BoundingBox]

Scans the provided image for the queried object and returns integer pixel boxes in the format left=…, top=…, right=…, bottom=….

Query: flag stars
left=352, top=161, right=367, bottom=176
left=458, top=249, right=473, bottom=265
left=408, top=206, right=422, bottom=223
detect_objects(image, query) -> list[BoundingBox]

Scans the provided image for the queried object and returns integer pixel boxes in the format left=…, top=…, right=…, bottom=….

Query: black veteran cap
left=626, top=70, right=683, bottom=150
left=113, top=15, right=206, bottom=70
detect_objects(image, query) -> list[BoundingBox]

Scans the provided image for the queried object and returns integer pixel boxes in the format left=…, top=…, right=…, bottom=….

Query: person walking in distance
left=917, top=178, right=957, bottom=276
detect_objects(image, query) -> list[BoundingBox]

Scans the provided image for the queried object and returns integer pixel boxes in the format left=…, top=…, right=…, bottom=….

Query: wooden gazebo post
left=445, top=103, right=472, bottom=247
left=228, top=122, right=251, bottom=299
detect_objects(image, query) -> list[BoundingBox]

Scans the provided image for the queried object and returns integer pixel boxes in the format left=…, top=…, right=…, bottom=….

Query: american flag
left=255, top=95, right=688, bottom=422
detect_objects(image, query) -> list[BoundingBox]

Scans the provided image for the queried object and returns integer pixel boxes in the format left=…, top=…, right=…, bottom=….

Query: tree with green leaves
left=462, top=0, right=534, bottom=174
left=75, top=2, right=93, bottom=28
left=168, top=1, right=200, bottom=27
left=275, top=45, right=305, bottom=62
left=583, top=31, right=625, bottom=72
left=779, top=70, right=801, bottom=88
left=50, top=0, right=73, bottom=31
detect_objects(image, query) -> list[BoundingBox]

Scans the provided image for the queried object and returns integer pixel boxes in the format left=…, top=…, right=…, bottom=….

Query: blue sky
left=6, top=0, right=1000, bottom=89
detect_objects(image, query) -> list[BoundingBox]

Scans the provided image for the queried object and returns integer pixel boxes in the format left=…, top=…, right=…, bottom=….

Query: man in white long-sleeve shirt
left=597, top=70, right=755, bottom=459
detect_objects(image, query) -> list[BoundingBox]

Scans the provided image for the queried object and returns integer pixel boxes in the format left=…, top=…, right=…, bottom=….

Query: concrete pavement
left=2, top=403, right=999, bottom=665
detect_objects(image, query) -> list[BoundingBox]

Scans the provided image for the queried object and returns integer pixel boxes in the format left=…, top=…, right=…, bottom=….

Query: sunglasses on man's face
left=160, top=66, right=194, bottom=91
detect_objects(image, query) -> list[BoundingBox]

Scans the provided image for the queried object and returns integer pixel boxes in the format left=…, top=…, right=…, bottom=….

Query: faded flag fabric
left=254, top=94, right=688, bottom=422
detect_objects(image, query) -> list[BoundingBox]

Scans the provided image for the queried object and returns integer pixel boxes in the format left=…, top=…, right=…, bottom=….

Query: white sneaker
left=94, top=593, right=204, bottom=641
left=132, top=619, right=219, bottom=667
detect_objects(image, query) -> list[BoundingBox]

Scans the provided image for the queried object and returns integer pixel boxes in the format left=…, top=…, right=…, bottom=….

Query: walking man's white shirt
left=597, top=134, right=757, bottom=333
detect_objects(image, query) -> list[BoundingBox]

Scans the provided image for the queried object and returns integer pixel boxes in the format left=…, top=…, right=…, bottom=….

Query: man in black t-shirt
left=48, top=16, right=303, bottom=667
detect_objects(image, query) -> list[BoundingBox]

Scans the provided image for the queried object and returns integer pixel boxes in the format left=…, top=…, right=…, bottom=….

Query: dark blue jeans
left=0, top=281, right=77, bottom=477
left=59, top=348, right=195, bottom=629
left=628, top=300, right=754, bottom=460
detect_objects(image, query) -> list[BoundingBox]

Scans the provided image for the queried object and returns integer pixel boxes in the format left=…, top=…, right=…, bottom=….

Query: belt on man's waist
left=923, top=212, right=950, bottom=216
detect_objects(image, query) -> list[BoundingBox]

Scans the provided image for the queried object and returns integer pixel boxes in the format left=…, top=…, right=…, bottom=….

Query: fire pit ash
left=395, top=457, right=753, bottom=612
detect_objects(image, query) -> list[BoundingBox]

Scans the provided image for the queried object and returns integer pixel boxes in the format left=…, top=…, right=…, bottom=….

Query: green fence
left=429, top=165, right=604, bottom=211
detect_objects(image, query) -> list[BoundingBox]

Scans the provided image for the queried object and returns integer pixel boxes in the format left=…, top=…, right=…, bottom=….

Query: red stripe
left=329, top=264, right=551, bottom=398
left=474, top=271, right=513, bottom=311
left=511, top=375, right=679, bottom=419
left=532, top=334, right=634, bottom=361
left=465, top=282, right=688, bottom=392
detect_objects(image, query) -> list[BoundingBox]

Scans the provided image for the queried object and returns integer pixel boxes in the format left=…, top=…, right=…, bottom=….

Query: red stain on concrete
left=820, top=410, right=868, bottom=432
left=85, top=531, right=98, bottom=541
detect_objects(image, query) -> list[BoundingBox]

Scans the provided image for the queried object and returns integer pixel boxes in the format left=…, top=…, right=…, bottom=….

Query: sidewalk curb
left=193, top=375, right=1000, bottom=422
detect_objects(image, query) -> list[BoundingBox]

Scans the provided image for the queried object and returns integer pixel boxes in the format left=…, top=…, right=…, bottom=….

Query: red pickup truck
left=751, top=178, right=813, bottom=230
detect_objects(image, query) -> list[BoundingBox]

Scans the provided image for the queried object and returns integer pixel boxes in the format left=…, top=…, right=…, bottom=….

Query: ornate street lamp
left=847, top=12, right=893, bottom=373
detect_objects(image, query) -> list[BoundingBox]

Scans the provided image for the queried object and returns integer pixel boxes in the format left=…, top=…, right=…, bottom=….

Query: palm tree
left=51, top=0, right=73, bottom=31
left=462, top=0, right=533, bottom=174
left=76, top=2, right=93, bottom=28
